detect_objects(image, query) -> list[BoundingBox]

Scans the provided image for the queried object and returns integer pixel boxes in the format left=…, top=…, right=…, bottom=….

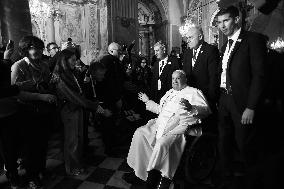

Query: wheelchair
left=173, top=122, right=218, bottom=187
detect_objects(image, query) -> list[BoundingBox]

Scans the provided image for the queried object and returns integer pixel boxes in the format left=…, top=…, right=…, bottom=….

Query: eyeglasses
left=29, top=46, right=43, bottom=51
left=112, top=49, right=121, bottom=52
left=50, top=47, right=59, bottom=50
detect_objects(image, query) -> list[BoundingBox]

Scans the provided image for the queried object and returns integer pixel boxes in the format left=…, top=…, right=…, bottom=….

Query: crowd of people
left=0, top=5, right=283, bottom=189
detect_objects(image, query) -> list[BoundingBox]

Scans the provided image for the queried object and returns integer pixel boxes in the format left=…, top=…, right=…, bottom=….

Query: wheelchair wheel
left=184, top=133, right=217, bottom=183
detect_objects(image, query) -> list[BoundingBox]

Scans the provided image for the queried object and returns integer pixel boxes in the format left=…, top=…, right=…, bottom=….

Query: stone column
left=0, top=0, right=32, bottom=47
left=46, top=15, right=55, bottom=43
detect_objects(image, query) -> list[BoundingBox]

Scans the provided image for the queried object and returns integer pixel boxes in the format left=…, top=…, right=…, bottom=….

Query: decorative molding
left=138, top=2, right=155, bottom=25
left=54, top=0, right=98, bottom=5
left=139, top=0, right=164, bottom=23
left=99, top=3, right=108, bottom=53
left=88, top=3, right=98, bottom=59
left=57, top=3, right=84, bottom=43
left=160, top=0, right=168, bottom=18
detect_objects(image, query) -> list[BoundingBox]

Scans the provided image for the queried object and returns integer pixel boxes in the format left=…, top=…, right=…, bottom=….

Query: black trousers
left=0, top=113, right=22, bottom=181
left=19, top=109, right=53, bottom=180
left=218, top=93, right=257, bottom=175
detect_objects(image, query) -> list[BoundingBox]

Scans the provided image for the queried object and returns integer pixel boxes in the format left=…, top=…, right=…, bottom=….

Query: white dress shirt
left=158, top=56, right=168, bottom=90
left=220, top=28, right=241, bottom=88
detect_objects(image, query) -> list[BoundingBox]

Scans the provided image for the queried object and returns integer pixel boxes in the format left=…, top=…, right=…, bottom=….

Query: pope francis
left=125, top=70, right=210, bottom=189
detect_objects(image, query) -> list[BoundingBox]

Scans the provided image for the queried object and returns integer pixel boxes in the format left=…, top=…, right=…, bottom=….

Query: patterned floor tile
left=89, top=139, right=104, bottom=147
left=52, top=177, right=83, bottom=189
left=117, top=160, right=132, bottom=172
left=129, top=184, right=147, bottom=189
left=69, top=166, right=96, bottom=181
left=104, top=186, right=127, bottom=189
left=98, top=158, right=124, bottom=170
left=84, top=154, right=106, bottom=167
left=89, top=132, right=101, bottom=139
left=77, top=181, right=105, bottom=189
left=106, top=171, right=131, bottom=189
left=45, top=175, right=64, bottom=189
left=46, top=159, right=64, bottom=170
left=86, top=167, right=115, bottom=184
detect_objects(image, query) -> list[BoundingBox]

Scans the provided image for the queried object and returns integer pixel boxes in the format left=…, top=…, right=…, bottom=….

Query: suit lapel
left=160, top=57, right=170, bottom=79
left=183, top=48, right=192, bottom=75
left=192, top=42, right=206, bottom=71
left=227, top=30, right=246, bottom=69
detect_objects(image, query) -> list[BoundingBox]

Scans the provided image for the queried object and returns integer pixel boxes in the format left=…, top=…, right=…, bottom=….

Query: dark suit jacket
left=183, top=41, right=220, bottom=105
left=99, top=54, right=125, bottom=106
left=150, top=56, right=180, bottom=102
left=220, top=30, right=267, bottom=112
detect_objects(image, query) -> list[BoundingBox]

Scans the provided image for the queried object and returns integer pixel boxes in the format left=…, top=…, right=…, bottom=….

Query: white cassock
left=127, top=86, right=210, bottom=180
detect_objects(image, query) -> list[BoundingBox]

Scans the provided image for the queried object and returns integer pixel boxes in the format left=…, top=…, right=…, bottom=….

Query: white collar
left=24, top=57, right=31, bottom=65
left=193, top=43, right=202, bottom=52
left=228, top=28, right=241, bottom=41
left=159, top=56, right=168, bottom=63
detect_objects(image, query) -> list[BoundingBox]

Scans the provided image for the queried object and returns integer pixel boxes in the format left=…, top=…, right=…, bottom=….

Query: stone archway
left=31, top=20, right=41, bottom=38
left=209, top=9, right=219, bottom=45
left=138, top=0, right=166, bottom=62
left=138, top=2, right=155, bottom=60
left=186, top=0, right=219, bottom=45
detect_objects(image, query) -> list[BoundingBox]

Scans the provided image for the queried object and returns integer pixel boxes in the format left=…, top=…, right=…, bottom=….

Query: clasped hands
left=180, top=98, right=192, bottom=111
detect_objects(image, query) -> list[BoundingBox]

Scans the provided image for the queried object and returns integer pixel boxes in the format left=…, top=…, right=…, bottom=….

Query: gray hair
left=174, top=69, right=186, bottom=77
left=108, top=42, right=120, bottom=53
left=154, top=40, right=166, bottom=51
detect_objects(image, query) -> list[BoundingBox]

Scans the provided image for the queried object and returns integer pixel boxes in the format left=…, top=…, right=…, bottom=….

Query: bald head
left=108, top=42, right=121, bottom=57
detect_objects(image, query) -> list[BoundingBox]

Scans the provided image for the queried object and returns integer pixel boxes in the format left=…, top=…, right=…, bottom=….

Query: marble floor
left=0, top=121, right=218, bottom=189
left=4, top=107, right=269, bottom=189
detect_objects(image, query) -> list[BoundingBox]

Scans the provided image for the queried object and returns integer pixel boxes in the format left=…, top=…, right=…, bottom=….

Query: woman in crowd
left=135, top=58, right=152, bottom=93
left=11, top=36, right=57, bottom=189
left=51, top=49, right=107, bottom=176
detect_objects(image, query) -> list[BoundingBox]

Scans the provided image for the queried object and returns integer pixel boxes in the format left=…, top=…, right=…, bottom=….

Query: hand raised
left=138, top=92, right=149, bottom=103
left=241, top=108, right=254, bottom=125
left=4, top=40, right=14, bottom=60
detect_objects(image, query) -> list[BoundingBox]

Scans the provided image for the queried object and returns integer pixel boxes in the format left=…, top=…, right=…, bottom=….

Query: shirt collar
left=160, top=56, right=168, bottom=63
left=24, top=57, right=31, bottom=65
left=228, top=28, right=241, bottom=41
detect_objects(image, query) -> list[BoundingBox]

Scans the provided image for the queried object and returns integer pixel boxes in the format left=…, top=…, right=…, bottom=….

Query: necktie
left=159, top=60, right=164, bottom=74
left=226, top=39, right=234, bottom=91
left=228, top=39, right=234, bottom=50
left=192, top=49, right=196, bottom=66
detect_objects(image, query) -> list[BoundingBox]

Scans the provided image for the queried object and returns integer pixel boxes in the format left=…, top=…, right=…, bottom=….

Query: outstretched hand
left=241, top=108, right=254, bottom=125
left=180, top=98, right=192, bottom=111
left=138, top=92, right=149, bottom=103
left=4, top=40, right=14, bottom=60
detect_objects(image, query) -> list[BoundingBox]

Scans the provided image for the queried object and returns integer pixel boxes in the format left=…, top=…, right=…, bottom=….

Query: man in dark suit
left=216, top=5, right=267, bottom=181
left=150, top=41, right=180, bottom=103
left=182, top=25, right=220, bottom=116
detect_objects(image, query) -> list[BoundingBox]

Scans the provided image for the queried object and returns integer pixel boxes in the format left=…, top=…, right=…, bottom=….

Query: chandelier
left=29, top=0, right=62, bottom=19
left=269, top=37, right=284, bottom=50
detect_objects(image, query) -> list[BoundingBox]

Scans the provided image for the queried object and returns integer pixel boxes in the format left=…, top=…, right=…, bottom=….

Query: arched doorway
left=138, top=0, right=165, bottom=64
left=209, top=9, right=220, bottom=47
left=138, top=2, right=155, bottom=61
